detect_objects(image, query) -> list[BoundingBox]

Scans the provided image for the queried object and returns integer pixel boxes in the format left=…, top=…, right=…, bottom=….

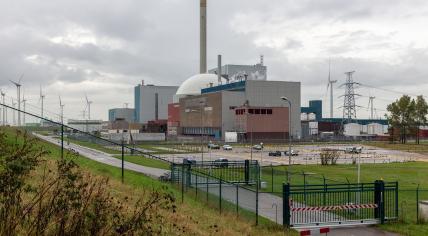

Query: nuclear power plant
left=104, top=0, right=391, bottom=142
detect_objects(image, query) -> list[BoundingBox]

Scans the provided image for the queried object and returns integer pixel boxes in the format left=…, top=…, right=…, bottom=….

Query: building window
left=255, top=109, right=260, bottom=114
left=267, top=109, right=273, bottom=114
left=249, top=109, right=254, bottom=114
left=261, top=109, right=266, bottom=114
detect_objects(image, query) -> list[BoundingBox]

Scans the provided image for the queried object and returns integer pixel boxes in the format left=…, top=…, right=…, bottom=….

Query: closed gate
left=283, top=180, right=398, bottom=228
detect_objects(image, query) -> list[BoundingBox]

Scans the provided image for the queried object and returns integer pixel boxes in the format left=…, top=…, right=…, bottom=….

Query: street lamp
left=280, top=96, right=292, bottom=183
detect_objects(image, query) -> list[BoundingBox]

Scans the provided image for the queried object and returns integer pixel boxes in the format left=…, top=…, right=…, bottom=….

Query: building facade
left=108, top=108, right=135, bottom=122
left=176, top=80, right=301, bottom=139
left=134, top=82, right=178, bottom=124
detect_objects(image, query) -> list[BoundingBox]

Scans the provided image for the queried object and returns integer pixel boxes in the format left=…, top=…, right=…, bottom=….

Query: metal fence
left=172, top=163, right=261, bottom=224
left=283, top=180, right=398, bottom=228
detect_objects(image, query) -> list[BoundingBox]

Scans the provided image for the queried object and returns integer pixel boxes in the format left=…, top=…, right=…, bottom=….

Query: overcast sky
left=1, top=0, right=428, bottom=122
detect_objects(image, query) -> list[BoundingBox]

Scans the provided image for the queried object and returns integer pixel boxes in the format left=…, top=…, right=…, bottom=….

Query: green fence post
left=283, top=183, right=291, bottom=226
left=195, top=174, right=198, bottom=199
left=417, top=184, right=420, bottom=224
left=121, top=140, right=124, bottom=183
left=236, top=184, right=239, bottom=216
left=395, top=181, right=399, bottom=219
left=61, top=124, right=64, bottom=159
left=256, top=169, right=259, bottom=226
left=244, top=160, right=249, bottom=185
left=206, top=175, right=209, bottom=203
left=374, top=180, right=385, bottom=224
left=181, top=164, right=184, bottom=203
left=219, top=175, right=222, bottom=214
left=271, top=164, right=274, bottom=193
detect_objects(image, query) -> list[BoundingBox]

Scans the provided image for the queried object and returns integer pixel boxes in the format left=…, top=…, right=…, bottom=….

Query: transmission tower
left=341, top=71, right=360, bottom=123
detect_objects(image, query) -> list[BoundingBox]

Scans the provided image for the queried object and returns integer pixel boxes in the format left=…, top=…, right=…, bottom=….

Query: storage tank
left=300, top=113, right=308, bottom=121
left=344, top=123, right=361, bottom=136
left=308, top=113, right=316, bottom=121
left=368, top=123, right=384, bottom=135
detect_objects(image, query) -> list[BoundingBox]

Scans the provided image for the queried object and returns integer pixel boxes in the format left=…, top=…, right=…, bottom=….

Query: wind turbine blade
left=18, top=74, right=24, bottom=84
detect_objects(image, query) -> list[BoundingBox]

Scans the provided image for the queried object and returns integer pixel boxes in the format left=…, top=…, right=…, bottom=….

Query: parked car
left=284, top=150, right=299, bottom=156
left=252, top=144, right=263, bottom=150
left=207, top=143, right=220, bottom=149
left=183, top=158, right=196, bottom=165
left=222, top=144, right=233, bottom=150
left=214, top=158, right=229, bottom=167
left=158, top=172, right=171, bottom=182
left=268, top=151, right=282, bottom=157
left=345, top=146, right=363, bottom=154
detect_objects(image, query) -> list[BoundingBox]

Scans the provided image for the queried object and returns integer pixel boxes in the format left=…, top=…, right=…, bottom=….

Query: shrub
left=0, top=130, right=176, bottom=235
left=319, top=148, right=340, bottom=165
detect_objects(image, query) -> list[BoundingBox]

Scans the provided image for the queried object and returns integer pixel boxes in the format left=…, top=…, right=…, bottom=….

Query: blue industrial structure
left=201, top=80, right=246, bottom=94
left=301, top=100, right=323, bottom=121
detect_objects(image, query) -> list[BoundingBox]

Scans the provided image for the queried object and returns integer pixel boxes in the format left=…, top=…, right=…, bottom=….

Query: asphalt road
left=33, top=133, right=169, bottom=178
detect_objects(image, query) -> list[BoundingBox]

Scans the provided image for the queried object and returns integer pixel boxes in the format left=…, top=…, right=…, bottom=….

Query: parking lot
left=161, top=144, right=426, bottom=166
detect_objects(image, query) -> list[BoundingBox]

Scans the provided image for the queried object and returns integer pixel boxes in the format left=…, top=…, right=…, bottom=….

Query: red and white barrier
left=300, top=227, right=330, bottom=235
left=292, top=203, right=378, bottom=212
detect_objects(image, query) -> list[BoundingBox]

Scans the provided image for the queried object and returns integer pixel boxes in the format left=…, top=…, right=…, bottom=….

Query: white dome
left=174, top=73, right=226, bottom=103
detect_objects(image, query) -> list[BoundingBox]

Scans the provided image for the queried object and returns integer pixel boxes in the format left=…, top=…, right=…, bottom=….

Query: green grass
left=62, top=136, right=122, bottom=154
left=111, top=154, right=171, bottom=170
left=260, top=163, right=428, bottom=235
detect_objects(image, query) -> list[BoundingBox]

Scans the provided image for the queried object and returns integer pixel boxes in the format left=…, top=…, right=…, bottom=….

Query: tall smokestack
left=200, top=0, right=207, bottom=74
left=217, top=54, right=222, bottom=83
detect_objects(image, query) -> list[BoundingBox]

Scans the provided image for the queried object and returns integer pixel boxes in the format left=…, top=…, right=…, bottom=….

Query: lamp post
left=280, top=96, right=292, bottom=183
left=199, top=101, right=204, bottom=163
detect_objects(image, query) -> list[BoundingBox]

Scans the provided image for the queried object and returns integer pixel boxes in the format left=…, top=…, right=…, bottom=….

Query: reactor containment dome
left=173, top=73, right=226, bottom=103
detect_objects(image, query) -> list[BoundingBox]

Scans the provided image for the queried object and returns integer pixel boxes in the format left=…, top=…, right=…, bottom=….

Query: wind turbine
left=39, top=85, right=45, bottom=124
left=85, top=94, right=92, bottom=120
left=368, top=96, right=376, bottom=119
left=22, top=90, right=27, bottom=125
left=59, top=96, right=65, bottom=124
left=1, top=89, right=5, bottom=126
left=10, top=74, right=23, bottom=126
left=326, top=59, right=337, bottom=118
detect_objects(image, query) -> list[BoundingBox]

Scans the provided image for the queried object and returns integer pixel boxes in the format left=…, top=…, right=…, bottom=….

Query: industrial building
left=300, top=100, right=389, bottom=139
left=208, top=56, right=267, bottom=82
left=168, top=75, right=301, bottom=140
left=134, top=81, right=178, bottom=124
left=108, top=108, right=135, bottom=122
left=67, top=119, right=103, bottom=133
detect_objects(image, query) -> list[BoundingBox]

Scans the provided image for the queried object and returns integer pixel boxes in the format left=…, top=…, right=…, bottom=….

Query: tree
left=414, top=95, right=428, bottom=144
left=386, top=95, right=416, bottom=144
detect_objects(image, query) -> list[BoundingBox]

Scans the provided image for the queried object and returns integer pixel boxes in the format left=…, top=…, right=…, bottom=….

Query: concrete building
left=67, top=119, right=103, bottom=133
left=108, top=108, right=135, bottom=122
left=134, top=81, right=178, bottom=124
left=171, top=77, right=301, bottom=140
left=234, top=106, right=289, bottom=140
left=208, top=57, right=267, bottom=82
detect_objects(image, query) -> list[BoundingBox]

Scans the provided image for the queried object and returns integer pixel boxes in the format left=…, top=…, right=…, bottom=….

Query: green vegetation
left=386, top=95, right=428, bottom=144
left=260, top=162, right=428, bottom=235
left=63, top=136, right=122, bottom=154
left=112, top=154, right=171, bottom=170
left=2, top=127, right=293, bottom=235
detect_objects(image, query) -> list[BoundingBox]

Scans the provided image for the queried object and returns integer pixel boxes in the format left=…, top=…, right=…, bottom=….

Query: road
left=33, top=133, right=168, bottom=178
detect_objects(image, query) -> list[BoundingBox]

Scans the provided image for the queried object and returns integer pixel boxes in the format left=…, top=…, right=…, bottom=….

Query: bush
left=0, top=130, right=176, bottom=235
left=319, top=148, right=339, bottom=165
